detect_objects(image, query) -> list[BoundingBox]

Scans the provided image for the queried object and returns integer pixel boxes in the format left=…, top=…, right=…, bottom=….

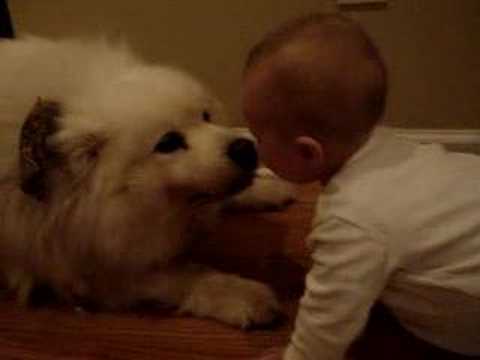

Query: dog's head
left=18, top=67, right=257, bottom=207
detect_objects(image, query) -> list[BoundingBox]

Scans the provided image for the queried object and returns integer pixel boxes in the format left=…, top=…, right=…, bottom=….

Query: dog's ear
left=54, top=130, right=106, bottom=179
left=19, top=98, right=62, bottom=201
left=19, top=99, right=107, bottom=201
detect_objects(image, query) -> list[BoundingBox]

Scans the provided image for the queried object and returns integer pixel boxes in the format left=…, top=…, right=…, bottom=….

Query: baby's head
left=243, top=13, right=387, bottom=184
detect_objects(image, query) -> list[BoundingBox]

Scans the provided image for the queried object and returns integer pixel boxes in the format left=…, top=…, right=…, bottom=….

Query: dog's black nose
left=227, top=138, right=258, bottom=172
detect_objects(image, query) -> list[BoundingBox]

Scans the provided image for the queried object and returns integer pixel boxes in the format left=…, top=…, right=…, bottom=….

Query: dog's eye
left=202, top=111, right=211, bottom=122
left=154, top=131, right=188, bottom=153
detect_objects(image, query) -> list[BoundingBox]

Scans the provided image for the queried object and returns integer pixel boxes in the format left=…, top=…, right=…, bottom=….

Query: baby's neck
left=321, top=134, right=370, bottom=185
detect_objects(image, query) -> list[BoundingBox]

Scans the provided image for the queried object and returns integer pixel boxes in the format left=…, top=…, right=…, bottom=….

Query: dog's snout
left=227, top=138, right=258, bottom=172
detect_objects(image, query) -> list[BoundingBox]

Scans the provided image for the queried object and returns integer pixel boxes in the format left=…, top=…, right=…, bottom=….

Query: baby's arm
left=284, top=215, right=388, bottom=360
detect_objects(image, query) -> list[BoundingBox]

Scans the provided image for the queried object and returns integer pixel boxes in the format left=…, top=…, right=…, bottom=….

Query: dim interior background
left=8, top=0, right=480, bottom=133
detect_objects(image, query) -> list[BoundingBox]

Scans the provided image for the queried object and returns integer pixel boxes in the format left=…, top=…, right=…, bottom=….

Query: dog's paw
left=180, top=272, right=281, bottom=329
left=222, top=279, right=281, bottom=329
left=224, top=167, right=297, bottom=212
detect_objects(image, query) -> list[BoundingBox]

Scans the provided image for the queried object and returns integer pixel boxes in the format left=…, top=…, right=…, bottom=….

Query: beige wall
left=9, top=0, right=480, bottom=128
left=347, top=0, right=480, bottom=129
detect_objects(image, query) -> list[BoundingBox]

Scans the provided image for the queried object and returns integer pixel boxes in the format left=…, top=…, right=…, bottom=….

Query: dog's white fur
left=0, top=37, right=295, bottom=327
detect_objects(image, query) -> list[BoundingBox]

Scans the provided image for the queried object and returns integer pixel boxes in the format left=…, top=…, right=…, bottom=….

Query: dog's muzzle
left=227, top=138, right=258, bottom=172
left=188, top=138, right=258, bottom=205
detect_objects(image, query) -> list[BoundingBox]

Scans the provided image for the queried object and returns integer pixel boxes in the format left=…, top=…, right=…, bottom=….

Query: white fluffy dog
left=0, top=37, right=295, bottom=328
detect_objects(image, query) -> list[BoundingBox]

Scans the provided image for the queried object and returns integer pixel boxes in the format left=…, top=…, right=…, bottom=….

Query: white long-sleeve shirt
left=284, top=127, right=480, bottom=360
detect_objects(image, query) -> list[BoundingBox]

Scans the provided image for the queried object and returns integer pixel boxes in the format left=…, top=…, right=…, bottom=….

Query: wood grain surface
left=0, top=184, right=475, bottom=359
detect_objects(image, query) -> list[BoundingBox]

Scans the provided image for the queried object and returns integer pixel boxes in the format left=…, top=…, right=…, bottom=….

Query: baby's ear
left=294, top=136, right=324, bottom=163
left=19, top=98, right=106, bottom=201
left=19, top=98, right=62, bottom=201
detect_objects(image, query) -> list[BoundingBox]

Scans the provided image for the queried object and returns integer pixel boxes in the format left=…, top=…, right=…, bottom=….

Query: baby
left=242, top=13, right=480, bottom=360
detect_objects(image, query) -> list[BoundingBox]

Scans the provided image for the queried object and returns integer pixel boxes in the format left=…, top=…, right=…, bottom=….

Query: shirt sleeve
left=284, top=215, right=388, bottom=360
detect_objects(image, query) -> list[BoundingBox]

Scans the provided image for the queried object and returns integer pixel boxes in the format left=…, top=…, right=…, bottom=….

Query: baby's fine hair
left=245, top=13, right=388, bottom=141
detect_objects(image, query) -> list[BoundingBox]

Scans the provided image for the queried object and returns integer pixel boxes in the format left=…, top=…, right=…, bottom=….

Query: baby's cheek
left=258, top=149, right=288, bottom=177
left=257, top=143, right=276, bottom=166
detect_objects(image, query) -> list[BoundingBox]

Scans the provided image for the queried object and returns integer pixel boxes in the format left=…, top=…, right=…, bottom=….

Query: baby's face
left=247, top=119, right=294, bottom=179
left=242, top=66, right=279, bottom=168
left=243, top=69, right=322, bottom=183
